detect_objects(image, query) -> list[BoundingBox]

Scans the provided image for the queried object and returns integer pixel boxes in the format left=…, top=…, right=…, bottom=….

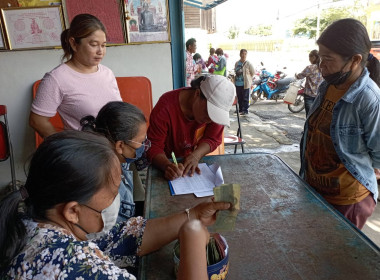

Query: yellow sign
left=18, top=0, right=61, bottom=7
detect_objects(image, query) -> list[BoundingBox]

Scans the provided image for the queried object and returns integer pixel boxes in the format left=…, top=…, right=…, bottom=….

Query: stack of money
left=211, top=183, right=241, bottom=232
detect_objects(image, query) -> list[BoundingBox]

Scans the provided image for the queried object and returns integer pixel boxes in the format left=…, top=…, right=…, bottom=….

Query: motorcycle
left=251, top=75, right=295, bottom=103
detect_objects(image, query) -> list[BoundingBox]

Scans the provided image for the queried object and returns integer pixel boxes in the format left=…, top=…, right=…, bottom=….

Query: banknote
left=211, top=183, right=241, bottom=232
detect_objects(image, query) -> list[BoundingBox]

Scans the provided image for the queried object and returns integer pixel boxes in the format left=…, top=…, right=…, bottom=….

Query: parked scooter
left=288, top=86, right=305, bottom=113
left=284, top=79, right=305, bottom=113
left=252, top=75, right=294, bottom=103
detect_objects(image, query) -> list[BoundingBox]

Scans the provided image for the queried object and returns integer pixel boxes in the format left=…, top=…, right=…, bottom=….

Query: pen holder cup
left=173, top=234, right=229, bottom=280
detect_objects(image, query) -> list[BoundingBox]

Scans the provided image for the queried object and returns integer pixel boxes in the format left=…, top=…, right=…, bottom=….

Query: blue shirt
left=300, top=68, right=380, bottom=203
left=117, top=163, right=135, bottom=222
left=235, top=61, right=244, bottom=86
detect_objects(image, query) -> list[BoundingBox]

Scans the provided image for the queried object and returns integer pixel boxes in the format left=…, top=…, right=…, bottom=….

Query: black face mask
left=322, top=60, right=352, bottom=85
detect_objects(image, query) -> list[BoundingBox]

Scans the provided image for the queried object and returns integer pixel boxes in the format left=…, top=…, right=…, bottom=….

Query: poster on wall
left=0, top=6, right=65, bottom=50
left=18, top=0, right=61, bottom=7
left=62, top=0, right=125, bottom=44
left=126, top=0, right=170, bottom=43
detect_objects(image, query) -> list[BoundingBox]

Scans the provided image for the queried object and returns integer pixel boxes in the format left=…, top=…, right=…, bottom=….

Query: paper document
left=169, top=163, right=224, bottom=196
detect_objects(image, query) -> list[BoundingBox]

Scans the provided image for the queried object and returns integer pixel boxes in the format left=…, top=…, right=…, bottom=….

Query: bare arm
left=182, top=142, right=211, bottom=176
left=375, top=168, right=380, bottom=180
left=177, top=220, right=209, bottom=280
left=138, top=201, right=231, bottom=256
left=29, top=112, right=56, bottom=138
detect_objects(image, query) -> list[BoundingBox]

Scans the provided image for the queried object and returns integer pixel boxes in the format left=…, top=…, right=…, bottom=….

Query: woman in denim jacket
left=81, top=101, right=149, bottom=222
left=300, top=19, right=380, bottom=229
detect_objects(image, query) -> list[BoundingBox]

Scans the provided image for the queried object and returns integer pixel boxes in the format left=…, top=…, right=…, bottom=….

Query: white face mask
left=75, top=193, right=120, bottom=240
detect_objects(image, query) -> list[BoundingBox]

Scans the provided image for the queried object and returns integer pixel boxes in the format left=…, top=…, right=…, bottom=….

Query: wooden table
left=139, top=153, right=380, bottom=279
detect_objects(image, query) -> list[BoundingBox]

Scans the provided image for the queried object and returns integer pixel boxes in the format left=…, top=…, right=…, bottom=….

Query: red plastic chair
left=0, top=105, right=17, bottom=189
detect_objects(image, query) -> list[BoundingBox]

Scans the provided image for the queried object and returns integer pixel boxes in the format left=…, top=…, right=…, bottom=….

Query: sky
left=214, top=0, right=357, bottom=32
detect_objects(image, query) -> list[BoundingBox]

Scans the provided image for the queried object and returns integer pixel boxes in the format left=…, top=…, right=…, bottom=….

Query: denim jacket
left=116, top=163, right=135, bottom=222
left=300, top=68, right=380, bottom=203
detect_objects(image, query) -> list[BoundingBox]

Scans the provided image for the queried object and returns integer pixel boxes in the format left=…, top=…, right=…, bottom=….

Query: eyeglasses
left=125, top=137, right=151, bottom=152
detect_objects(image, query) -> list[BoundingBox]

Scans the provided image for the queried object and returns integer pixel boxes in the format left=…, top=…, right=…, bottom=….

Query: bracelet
left=185, top=208, right=191, bottom=221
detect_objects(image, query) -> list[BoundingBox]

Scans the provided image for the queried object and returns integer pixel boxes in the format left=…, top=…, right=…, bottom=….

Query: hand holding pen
left=164, top=152, right=184, bottom=180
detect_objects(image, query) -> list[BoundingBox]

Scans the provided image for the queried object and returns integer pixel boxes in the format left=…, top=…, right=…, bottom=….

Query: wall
left=0, top=43, right=173, bottom=188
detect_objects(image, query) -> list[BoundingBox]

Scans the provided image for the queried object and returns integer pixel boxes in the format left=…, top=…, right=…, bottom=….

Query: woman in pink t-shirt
left=30, top=14, right=121, bottom=137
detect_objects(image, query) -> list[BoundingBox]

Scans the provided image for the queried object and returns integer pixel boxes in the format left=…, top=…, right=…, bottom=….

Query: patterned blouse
left=296, top=64, right=323, bottom=97
left=186, top=50, right=198, bottom=87
left=1, top=217, right=147, bottom=279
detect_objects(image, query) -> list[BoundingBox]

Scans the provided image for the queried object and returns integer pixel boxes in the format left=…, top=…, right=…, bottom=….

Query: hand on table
left=191, top=201, right=231, bottom=227
left=165, top=163, right=185, bottom=180
left=183, top=153, right=201, bottom=177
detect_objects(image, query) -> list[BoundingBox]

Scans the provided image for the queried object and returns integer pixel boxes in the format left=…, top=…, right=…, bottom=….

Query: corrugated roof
left=183, top=0, right=228, bottom=10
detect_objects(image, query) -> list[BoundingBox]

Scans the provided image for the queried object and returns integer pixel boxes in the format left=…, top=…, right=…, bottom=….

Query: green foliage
left=227, top=25, right=240, bottom=39
left=293, top=2, right=367, bottom=39
left=245, top=24, right=273, bottom=37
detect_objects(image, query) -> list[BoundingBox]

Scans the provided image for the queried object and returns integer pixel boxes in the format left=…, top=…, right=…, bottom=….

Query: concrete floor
left=224, top=99, right=380, bottom=248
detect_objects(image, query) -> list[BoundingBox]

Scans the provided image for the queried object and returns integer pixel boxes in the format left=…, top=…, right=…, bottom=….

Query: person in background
left=295, top=50, right=323, bottom=115
left=147, top=75, right=235, bottom=181
left=214, top=48, right=227, bottom=77
left=30, top=14, right=121, bottom=137
left=185, top=38, right=201, bottom=87
left=234, top=49, right=255, bottom=116
left=300, top=18, right=380, bottom=229
left=206, top=47, right=218, bottom=74
left=0, top=131, right=231, bottom=279
left=81, top=102, right=148, bottom=221
left=193, top=53, right=207, bottom=73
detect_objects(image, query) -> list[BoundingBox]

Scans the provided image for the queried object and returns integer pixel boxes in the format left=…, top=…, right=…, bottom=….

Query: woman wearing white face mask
left=0, top=131, right=231, bottom=279
left=81, top=101, right=149, bottom=222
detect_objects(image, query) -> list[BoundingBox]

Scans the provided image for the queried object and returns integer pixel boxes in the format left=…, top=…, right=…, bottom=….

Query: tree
left=227, top=25, right=239, bottom=39
left=245, top=24, right=273, bottom=37
left=293, top=2, right=366, bottom=39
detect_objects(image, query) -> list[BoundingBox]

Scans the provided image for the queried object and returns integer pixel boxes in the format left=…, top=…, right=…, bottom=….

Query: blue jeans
left=304, top=95, right=315, bottom=116
left=236, top=86, right=250, bottom=113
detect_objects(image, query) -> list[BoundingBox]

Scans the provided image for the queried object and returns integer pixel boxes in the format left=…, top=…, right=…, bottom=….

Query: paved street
left=224, top=99, right=380, bottom=248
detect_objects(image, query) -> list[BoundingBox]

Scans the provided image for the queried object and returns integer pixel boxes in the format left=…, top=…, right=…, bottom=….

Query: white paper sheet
left=170, top=163, right=224, bottom=196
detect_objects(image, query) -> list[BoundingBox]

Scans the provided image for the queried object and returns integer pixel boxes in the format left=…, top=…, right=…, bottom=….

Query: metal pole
left=316, top=0, right=320, bottom=40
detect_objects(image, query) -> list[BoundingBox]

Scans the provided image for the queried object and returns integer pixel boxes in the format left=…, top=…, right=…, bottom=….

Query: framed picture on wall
left=0, top=6, right=65, bottom=50
left=62, top=0, right=126, bottom=44
left=125, top=0, right=170, bottom=44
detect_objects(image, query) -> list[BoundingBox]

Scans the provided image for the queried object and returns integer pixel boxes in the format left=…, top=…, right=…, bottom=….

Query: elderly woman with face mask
left=0, top=131, right=231, bottom=279
left=300, top=18, right=380, bottom=230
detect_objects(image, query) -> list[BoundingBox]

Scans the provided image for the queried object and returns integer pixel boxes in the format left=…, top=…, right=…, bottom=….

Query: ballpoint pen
left=171, top=151, right=178, bottom=166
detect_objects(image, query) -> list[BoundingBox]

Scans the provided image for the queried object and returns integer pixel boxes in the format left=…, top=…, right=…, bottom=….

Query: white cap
left=200, top=75, right=236, bottom=126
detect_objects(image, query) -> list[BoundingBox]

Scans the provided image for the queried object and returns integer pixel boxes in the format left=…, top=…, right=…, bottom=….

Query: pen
left=171, top=151, right=178, bottom=166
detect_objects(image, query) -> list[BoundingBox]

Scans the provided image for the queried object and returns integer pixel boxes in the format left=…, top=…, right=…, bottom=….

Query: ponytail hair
left=0, top=190, right=27, bottom=268
left=0, top=131, right=118, bottom=268
left=80, top=101, right=146, bottom=143
left=61, top=14, right=107, bottom=62
left=367, top=54, right=380, bottom=87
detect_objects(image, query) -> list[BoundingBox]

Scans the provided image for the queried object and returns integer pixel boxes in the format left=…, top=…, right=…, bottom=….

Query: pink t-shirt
left=31, top=63, right=122, bottom=130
